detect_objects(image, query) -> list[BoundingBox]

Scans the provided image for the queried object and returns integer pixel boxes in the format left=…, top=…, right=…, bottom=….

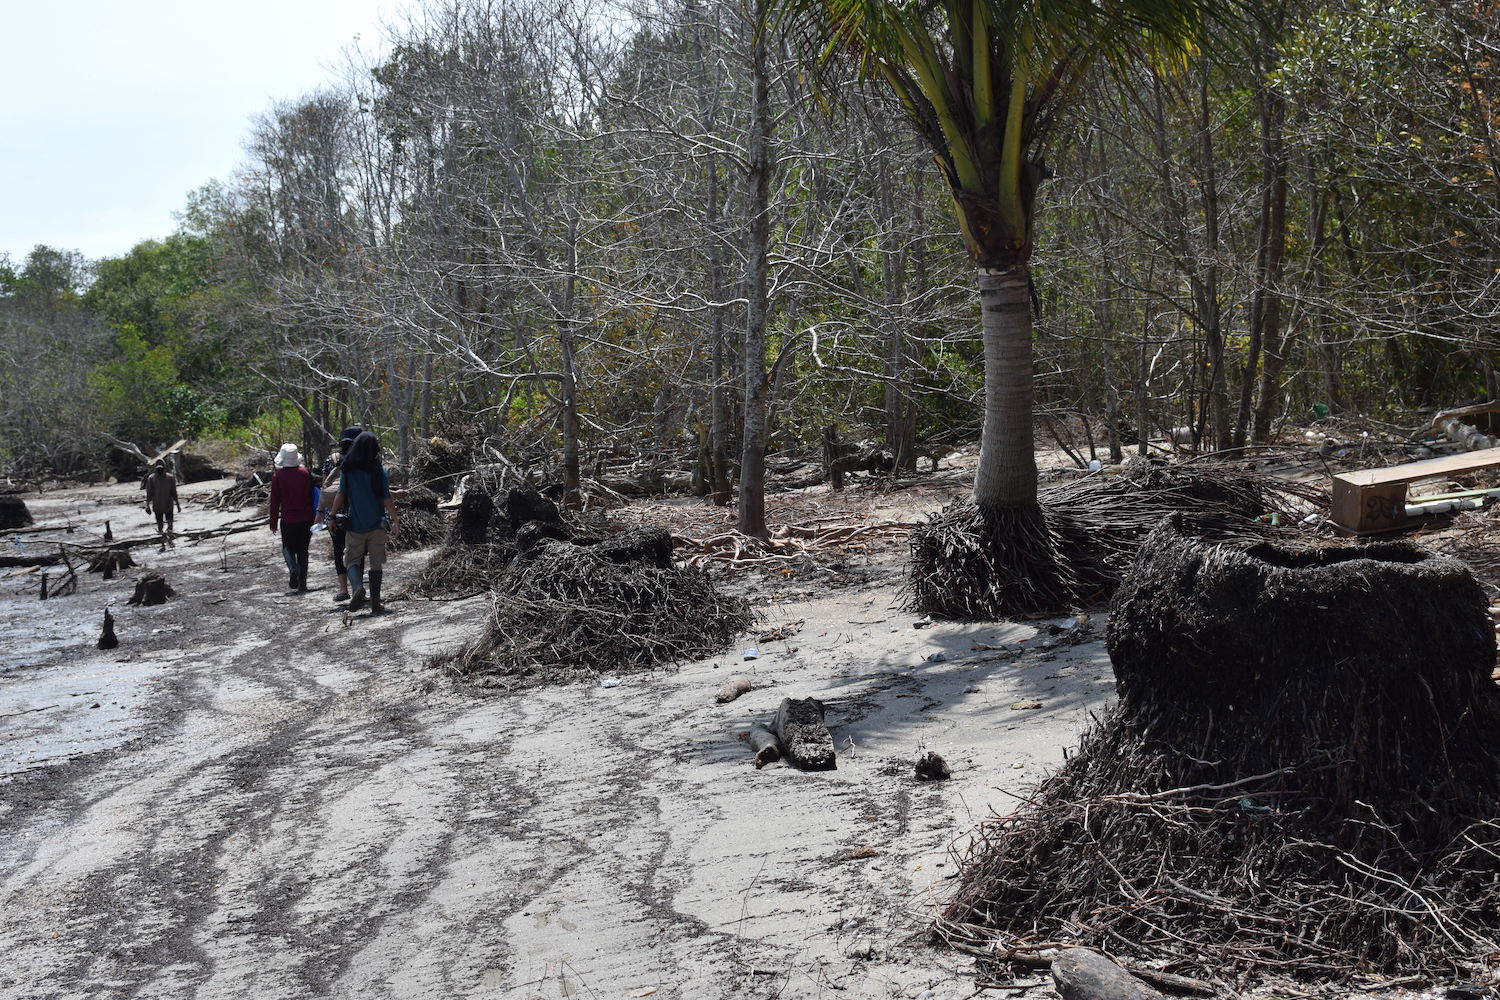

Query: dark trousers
left=282, top=522, right=313, bottom=583
left=330, top=526, right=347, bottom=575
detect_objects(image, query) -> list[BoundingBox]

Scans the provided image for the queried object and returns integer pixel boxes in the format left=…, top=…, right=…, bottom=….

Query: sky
left=1, top=0, right=399, bottom=269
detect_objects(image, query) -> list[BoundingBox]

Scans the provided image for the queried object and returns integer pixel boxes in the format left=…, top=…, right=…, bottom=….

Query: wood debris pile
left=440, top=529, right=755, bottom=688
left=204, top=472, right=273, bottom=512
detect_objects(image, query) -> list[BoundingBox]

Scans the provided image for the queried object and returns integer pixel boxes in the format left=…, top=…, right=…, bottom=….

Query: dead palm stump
left=942, top=520, right=1500, bottom=980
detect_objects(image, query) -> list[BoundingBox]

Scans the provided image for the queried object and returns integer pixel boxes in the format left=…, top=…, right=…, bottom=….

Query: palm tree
left=781, top=0, right=1254, bottom=614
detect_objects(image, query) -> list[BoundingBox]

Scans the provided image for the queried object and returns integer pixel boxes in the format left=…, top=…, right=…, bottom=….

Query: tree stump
left=941, top=519, right=1500, bottom=979
left=0, top=494, right=34, bottom=529
left=97, top=609, right=118, bottom=650
left=515, top=519, right=572, bottom=556
left=915, top=750, right=951, bottom=781
left=453, top=488, right=498, bottom=545
left=771, top=697, right=836, bottom=771
left=127, top=573, right=175, bottom=606
left=89, top=548, right=136, bottom=576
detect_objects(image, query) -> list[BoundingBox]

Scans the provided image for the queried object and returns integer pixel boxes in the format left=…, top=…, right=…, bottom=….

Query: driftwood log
left=1051, top=948, right=1160, bottom=1000
left=771, top=697, right=836, bottom=771
left=127, top=573, right=175, bottom=607
left=716, top=674, right=754, bottom=704
left=0, top=551, right=63, bottom=569
left=748, top=723, right=781, bottom=769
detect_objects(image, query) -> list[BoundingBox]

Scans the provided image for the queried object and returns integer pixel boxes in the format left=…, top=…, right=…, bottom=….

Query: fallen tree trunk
left=0, top=552, right=64, bottom=569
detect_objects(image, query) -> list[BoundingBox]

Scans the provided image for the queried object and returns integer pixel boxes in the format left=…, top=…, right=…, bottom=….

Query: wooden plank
left=149, top=439, right=188, bottom=464
left=1335, top=447, right=1500, bottom=487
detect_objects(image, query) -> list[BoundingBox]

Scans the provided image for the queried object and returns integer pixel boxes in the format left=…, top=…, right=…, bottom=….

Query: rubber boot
left=368, top=570, right=384, bottom=615
left=296, top=549, right=310, bottom=592
left=348, top=562, right=366, bottom=611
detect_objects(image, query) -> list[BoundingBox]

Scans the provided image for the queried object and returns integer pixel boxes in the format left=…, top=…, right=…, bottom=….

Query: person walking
left=144, top=460, right=181, bottom=543
left=328, top=430, right=399, bottom=614
left=268, top=443, right=317, bottom=593
left=318, top=425, right=362, bottom=601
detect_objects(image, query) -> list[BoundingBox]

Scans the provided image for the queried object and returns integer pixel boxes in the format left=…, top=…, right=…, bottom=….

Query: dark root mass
left=907, top=463, right=1327, bottom=617
left=941, top=521, right=1500, bottom=983
left=387, top=486, right=446, bottom=552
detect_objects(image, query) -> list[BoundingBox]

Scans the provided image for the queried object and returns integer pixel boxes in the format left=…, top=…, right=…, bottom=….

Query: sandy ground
left=0, top=470, right=1119, bottom=1000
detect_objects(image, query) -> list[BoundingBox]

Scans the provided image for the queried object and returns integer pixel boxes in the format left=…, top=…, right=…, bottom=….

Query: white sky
left=1, top=0, right=398, bottom=268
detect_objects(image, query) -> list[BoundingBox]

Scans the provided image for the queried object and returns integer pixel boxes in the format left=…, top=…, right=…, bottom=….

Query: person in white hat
left=268, top=443, right=317, bottom=593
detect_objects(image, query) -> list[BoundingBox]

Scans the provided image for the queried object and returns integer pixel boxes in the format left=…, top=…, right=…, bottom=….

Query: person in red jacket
left=268, top=443, right=317, bottom=593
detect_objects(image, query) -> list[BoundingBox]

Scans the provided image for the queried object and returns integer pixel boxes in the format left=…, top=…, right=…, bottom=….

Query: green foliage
left=208, top=400, right=305, bottom=457
left=89, top=326, right=222, bottom=444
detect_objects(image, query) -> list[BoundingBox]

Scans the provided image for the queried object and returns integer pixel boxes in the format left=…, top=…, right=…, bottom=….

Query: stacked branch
left=441, top=529, right=755, bottom=688
left=206, top=473, right=273, bottom=511
left=941, top=521, right=1500, bottom=983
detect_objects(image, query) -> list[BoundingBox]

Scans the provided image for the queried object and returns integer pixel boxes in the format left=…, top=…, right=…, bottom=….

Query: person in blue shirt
left=318, top=425, right=363, bottom=601
left=328, top=431, right=400, bottom=614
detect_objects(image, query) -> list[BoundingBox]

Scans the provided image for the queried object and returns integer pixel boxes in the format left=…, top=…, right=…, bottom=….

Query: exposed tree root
left=941, top=523, right=1500, bottom=984
left=907, top=463, right=1327, bottom=617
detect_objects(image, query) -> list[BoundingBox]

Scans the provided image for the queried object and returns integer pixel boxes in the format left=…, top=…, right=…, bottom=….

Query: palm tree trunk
left=972, top=266, right=1038, bottom=509
left=737, top=0, right=772, bottom=539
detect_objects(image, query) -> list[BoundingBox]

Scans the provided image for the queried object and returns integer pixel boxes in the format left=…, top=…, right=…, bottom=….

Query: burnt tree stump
left=503, top=484, right=561, bottom=527
left=771, top=697, right=836, bottom=771
left=97, top=608, right=118, bottom=650
left=453, top=488, right=498, bottom=545
left=89, top=548, right=136, bottom=576
left=127, top=573, right=175, bottom=607
left=515, top=519, right=572, bottom=556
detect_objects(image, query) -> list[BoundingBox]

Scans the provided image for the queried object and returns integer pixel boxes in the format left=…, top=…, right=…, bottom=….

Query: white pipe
left=1406, top=497, right=1488, bottom=517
